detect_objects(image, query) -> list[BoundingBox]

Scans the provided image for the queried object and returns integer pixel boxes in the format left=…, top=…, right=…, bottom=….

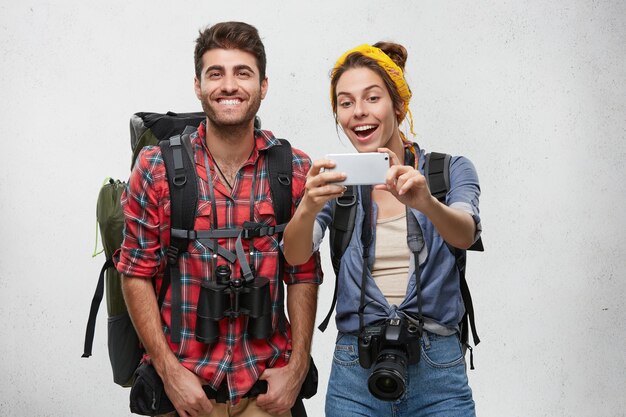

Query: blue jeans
left=325, top=332, right=475, bottom=417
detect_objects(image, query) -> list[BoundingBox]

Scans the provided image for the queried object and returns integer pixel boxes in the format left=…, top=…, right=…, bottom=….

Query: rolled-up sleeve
left=284, top=251, right=323, bottom=285
left=447, top=156, right=482, bottom=243
left=114, top=146, right=167, bottom=278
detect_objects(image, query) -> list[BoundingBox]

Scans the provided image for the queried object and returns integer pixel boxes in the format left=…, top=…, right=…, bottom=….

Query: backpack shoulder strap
left=423, top=152, right=451, bottom=203
left=266, top=139, right=292, bottom=226
left=265, top=138, right=292, bottom=333
left=317, top=185, right=358, bottom=332
left=82, top=258, right=114, bottom=358
left=159, top=131, right=198, bottom=343
left=424, top=150, right=482, bottom=352
left=424, top=151, right=483, bottom=252
left=329, top=186, right=358, bottom=276
left=160, top=131, right=198, bottom=254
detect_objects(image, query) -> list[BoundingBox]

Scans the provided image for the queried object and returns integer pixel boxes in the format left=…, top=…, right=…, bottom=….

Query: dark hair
left=194, top=21, right=267, bottom=82
left=330, top=41, right=408, bottom=122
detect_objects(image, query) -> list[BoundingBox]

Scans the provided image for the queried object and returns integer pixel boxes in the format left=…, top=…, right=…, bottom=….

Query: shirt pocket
left=188, top=199, right=214, bottom=254
left=252, top=200, right=280, bottom=253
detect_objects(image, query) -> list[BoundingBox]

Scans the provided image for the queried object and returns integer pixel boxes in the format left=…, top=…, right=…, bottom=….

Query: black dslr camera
left=196, top=265, right=272, bottom=344
left=358, top=317, right=422, bottom=401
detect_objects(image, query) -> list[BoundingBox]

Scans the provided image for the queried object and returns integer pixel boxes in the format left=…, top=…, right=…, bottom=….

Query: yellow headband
left=331, top=44, right=415, bottom=136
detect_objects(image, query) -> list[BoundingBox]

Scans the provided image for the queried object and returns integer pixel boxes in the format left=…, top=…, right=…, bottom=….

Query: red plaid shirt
left=115, top=124, right=322, bottom=403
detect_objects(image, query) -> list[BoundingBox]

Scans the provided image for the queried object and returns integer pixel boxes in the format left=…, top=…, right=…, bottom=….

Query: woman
left=283, top=42, right=481, bottom=416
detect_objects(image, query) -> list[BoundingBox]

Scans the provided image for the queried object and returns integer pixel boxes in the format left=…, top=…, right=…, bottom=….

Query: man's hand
left=256, top=362, right=306, bottom=415
left=256, top=277, right=317, bottom=414
left=123, top=276, right=213, bottom=416
left=160, top=361, right=213, bottom=417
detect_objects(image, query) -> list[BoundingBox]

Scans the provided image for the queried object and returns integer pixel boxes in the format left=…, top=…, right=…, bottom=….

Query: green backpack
left=82, top=112, right=206, bottom=386
left=84, top=178, right=142, bottom=387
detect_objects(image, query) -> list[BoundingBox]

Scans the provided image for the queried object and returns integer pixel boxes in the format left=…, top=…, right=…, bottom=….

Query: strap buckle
left=336, top=193, right=356, bottom=207
left=166, top=246, right=179, bottom=265
left=241, top=221, right=276, bottom=239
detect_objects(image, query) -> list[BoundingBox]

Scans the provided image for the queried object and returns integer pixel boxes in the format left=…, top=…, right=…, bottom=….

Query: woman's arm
left=415, top=195, right=477, bottom=249
left=376, top=148, right=477, bottom=250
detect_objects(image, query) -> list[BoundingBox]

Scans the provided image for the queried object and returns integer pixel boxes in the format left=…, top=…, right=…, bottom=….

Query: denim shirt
left=313, top=149, right=481, bottom=335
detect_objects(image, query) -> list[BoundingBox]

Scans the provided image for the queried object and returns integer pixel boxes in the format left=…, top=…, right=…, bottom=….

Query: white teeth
left=220, top=99, right=241, bottom=105
left=354, top=125, right=376, bottom=132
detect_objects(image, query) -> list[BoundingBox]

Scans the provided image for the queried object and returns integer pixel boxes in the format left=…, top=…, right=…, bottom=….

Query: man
left=115, top=21, right=321, bottom=417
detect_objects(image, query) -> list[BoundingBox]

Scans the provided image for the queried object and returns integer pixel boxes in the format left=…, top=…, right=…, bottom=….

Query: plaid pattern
left=115, top=124, right=322, bottom=403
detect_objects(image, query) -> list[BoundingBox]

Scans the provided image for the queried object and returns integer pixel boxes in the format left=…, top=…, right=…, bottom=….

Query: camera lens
left=375, top=374, right=399, bottom=394
left=367, top=348, right=408, bottom=401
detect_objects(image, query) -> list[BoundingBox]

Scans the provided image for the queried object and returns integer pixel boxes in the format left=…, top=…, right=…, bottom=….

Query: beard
left=199, top=93, right=262, bottom=131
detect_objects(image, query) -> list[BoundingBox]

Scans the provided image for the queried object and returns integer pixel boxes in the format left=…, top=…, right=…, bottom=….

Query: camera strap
left=403, top=145, right=425, bottom=329
left=405, top=208, right=425, bottom=329
left=202, top=149, right=263, bottom=272
left=357, top=185, right=373, bottom=331
left=235, top=231, right=255, bottom=283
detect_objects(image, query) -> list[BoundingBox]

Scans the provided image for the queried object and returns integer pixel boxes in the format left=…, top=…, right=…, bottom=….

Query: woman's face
left=335, top=67, right=400, bottom=153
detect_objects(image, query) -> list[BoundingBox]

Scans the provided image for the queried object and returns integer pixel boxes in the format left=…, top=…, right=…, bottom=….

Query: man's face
left=194, top=48, right=268, bottom=129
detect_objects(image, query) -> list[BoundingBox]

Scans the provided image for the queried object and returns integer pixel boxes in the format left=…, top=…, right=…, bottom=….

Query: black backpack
left=82, top=112, right=293, bottom=386
left=318, top=149, right=484, bottom=366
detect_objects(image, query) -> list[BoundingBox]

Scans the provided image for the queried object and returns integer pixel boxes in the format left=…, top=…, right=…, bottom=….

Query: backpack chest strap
left=170, top=222, right=288, bottom=263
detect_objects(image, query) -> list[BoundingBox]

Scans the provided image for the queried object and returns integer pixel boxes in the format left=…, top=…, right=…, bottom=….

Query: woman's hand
left=374, top=147, right=477, bottom=249
left=374, top=147, right=437, bottom=212
left=283, top=159, right=346, bottom=266
left=300, top=159, right=347, bottom=216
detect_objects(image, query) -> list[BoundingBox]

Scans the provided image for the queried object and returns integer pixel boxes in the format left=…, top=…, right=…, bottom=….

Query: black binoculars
left=196, top=265, right=272, bottom=344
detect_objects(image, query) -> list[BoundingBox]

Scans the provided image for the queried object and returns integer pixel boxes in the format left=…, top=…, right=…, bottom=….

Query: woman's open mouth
left=353, top=124, right=378, bottom=140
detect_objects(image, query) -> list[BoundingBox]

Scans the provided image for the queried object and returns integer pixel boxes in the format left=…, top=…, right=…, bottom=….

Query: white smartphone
left=324, top=152, right=390, bottom=185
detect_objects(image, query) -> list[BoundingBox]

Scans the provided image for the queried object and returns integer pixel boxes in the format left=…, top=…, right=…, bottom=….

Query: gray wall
left=1, top=1, right=625, bottom=416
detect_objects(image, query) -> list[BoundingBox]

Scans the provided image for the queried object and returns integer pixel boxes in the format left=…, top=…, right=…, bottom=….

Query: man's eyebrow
left=233, top=64, right=255, bottom=73
left=204, top=64, right=256, bottom=74
left=204, top=65, right=224, bottom=74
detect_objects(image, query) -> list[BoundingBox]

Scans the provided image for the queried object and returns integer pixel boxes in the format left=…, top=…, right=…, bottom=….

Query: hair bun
left=373, top=41, right=408, bottom=71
